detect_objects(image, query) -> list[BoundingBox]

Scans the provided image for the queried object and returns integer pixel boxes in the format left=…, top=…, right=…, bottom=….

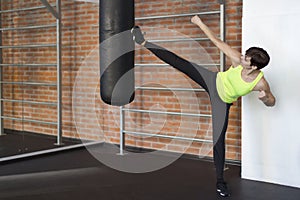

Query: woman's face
left=240, top=54, right=252, bottom=69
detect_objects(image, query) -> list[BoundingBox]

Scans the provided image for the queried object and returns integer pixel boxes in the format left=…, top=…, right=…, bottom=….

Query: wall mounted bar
left=0, top=4, right=56, bottom=14
left=124, top=130, right=213, bottom=144
left=0, top=24, right=56, bottom=31
left=1, top=99, right=57, bottom=106
left=0, top=0, right=62, bottom=145
left=0, top=44, right=56, bottom=49
left=1, top=116, right=57, bottom=125
left=135, top=11, right=220, bottom=21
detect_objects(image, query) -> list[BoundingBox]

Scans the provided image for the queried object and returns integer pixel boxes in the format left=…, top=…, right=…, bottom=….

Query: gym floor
left=0, top=131, right=81, bottom=158
left=0, top=143, right=299, bottom=200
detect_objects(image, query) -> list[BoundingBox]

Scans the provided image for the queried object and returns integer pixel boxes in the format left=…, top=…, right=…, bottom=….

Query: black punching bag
left=100, top=0, right=135, bottom=106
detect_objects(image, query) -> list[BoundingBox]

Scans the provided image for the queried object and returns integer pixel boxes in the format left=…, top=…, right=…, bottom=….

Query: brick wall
left=0, top=0, right=242, bottom=161
left=1, top=0, right=58, bottom=134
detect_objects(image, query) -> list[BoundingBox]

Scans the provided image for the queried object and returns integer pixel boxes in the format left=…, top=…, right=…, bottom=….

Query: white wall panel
left=242, top=0, right=300, bottom=188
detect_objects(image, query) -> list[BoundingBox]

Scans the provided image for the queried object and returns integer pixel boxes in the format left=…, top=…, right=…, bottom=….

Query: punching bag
left=100, top=0, right=135, bottom=106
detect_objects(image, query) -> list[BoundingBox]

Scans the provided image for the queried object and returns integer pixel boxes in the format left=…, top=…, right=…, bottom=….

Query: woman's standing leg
left=144, top=41, right=232, bottom=196
left=210, top=93, right=232, bottom=196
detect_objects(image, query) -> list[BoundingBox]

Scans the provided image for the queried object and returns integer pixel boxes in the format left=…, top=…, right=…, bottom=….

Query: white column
left=242, top=0, right=300, bottom=188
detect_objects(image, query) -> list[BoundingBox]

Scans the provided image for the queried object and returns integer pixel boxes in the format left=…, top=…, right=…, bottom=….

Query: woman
left=131, top=15, right=276, bottom=197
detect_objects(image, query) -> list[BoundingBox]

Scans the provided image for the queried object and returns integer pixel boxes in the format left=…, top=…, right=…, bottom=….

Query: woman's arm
left=191, top=15, right=241, bottom=67
left=255, top=78, right=276, bottom=107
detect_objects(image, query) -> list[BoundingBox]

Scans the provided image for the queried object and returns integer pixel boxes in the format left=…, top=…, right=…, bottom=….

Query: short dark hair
left=245, top=47, right=270, bottom=69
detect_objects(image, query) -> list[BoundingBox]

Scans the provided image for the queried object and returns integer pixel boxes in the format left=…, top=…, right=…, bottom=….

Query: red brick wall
left=1, top=0, right=242, bottom=161
left=1, top=0, right=58, bottom=134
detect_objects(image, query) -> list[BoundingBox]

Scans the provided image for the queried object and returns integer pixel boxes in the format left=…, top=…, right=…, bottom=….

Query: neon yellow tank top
left=216, top=65, right=263, bottom=103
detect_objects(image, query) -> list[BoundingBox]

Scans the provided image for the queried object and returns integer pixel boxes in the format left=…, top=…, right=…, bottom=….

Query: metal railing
left=135, top=11, right=221, bottom=21
left=0, top=0, right=62, bottom=145
left=135, top=63, right=219, bottom=67
left=0, top=4, right=56, bottom=14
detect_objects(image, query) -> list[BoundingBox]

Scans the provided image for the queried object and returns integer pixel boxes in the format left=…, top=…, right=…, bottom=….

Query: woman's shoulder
left=252, top=74, right=267, bottom=91
left=231, top=64, right=242, bottom=68
left=224, top=65, right=242, bottom=72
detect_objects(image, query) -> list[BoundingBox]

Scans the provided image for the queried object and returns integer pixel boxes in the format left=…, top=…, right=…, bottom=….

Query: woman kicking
left=131, top=15, right=275, bottom=197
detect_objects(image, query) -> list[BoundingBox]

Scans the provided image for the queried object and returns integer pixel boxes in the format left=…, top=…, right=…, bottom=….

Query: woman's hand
left=191, top=15, right=203, bottom=25
left=258, top=89, right=276, bottom=107
left=258, top=90, right=266, bottom=100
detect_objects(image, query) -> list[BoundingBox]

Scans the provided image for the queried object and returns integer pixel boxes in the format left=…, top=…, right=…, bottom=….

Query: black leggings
left=144, top=42, right=231, bottom=182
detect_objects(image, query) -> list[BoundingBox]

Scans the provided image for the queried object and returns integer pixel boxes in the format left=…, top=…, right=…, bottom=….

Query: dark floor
left=0, top=144, right=299, bottom=200
left=0, top=130, right=81, bottom=157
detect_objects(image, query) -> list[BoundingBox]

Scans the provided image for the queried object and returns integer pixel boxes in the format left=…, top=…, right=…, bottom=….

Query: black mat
left=0, top=144, right=299, bottom=200
left=0, top=130, right=81, bottom=158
